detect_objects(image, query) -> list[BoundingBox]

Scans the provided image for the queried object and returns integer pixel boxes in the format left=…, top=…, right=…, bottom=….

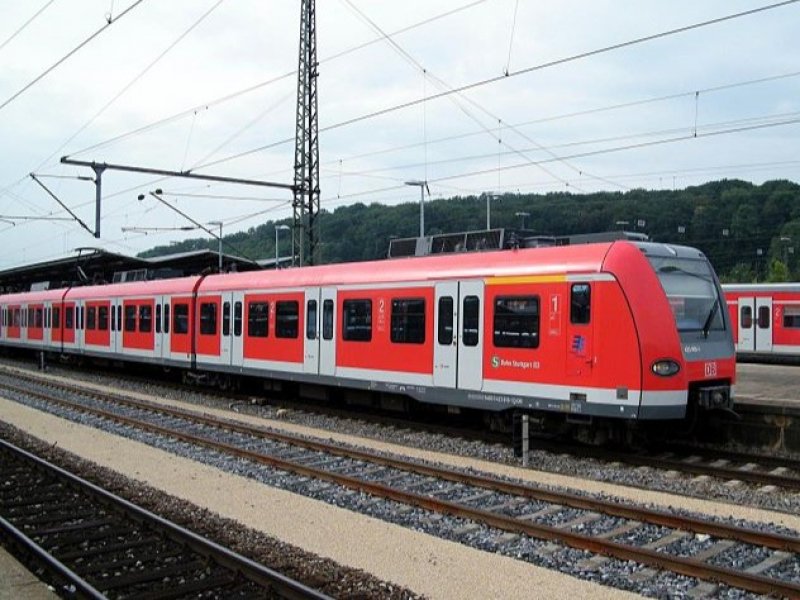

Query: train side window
left=276, top=300, right=299, bottom=338
left=437, top=297, right=454, bottom=345
left=80, top=306, right=85, bottom=330
left=494, top=296, right=540, bottom=348
left=570, top=284, right=591, bottom=324
left=27, top=308, right=33, bottom=327
left=247, top=302, right=269, bottom=337
left=233, top=302, right=241, bottom=337
left=306, top=299, right=317, bottom=340
left=139, top=305, right=152, bottom=333
left=740, top=306, right=752, bottom=328
left=53, top=307, right=60, bottom=329
left=391, top=297, right=425, bottom=344
left=87, top=307, right=97, bottom=330
left=155, top=304, right=162, bottom=334
left=342, top=299, right=372, bottom=342
left=783, top=306, right=800, bottom=328
left=124, top=306, right=136, bottom=332
left=173, top=303, right=189, bottom=334
left=45, top=308, right=50, bottom=328
left=222, top=301, right=231, bottom=337
left=98, top=306, right=108, bottom=331
left=200, top=302, right=217, bottom=336
left=65, top=307, right=74, bottom=330
left=118, top=306, right=122, bottom=332
left=35, top=308, right=43, bottom=328
left=322, top=300, right=334, bottom=340
left=757, top=306, right=770, bottom=329
left=164, top=304, right=170, bottom=334
left=462, top=296, right=480, bottom=346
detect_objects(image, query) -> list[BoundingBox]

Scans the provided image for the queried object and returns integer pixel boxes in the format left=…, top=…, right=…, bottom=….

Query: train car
left=63, top=277, right=202, bottom=367
left=193, top=240, right=735, bottom=435
left=0, top=288, right=68, bottom=353
left=723, top=283, right=800, bottom=362
left=0, top=240, right=735, bottom=440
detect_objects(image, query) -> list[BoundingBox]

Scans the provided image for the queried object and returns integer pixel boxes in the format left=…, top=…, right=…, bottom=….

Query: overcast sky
left=0, top=0, right=798, bottom=269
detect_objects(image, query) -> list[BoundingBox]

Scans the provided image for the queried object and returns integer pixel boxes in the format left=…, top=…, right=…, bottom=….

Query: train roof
left=722, top=282, right=800, bottom=293
left=198, top=242, right=623, bottom=292
left=0, top=288, right=67, bottom=304
left=65, top=276, right=201, bottom=299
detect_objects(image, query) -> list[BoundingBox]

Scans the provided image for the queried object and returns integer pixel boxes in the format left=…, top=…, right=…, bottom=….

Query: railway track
left=1, top=374, right=799, bottom=597
left=8, top=360, right=800, bottom=493
left=0, top=438, right=329, bottom=600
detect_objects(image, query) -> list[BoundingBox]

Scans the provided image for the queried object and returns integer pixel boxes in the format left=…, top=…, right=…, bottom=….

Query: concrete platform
left=0, top=546, right=55, bottom=600
left=706, top=363, right=800, bottom=452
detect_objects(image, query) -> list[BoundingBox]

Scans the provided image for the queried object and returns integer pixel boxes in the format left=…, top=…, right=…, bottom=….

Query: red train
left=0, top=241, right=735, bottom=438
left=724, top=283, right=800, bottom=362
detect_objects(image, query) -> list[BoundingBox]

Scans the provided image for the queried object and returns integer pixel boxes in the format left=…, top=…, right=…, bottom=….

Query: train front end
left=637, top=243, right=736, bottom=418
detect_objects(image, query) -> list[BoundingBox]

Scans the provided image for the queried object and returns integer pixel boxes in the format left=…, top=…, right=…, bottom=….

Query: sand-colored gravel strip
left=0, top=397, right=640, bottom=600
left=7, top=364, right=797, bottom=532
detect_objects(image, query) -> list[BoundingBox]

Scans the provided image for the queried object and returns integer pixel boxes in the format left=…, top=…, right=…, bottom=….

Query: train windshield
left=650, top=257, right=725, bottom=334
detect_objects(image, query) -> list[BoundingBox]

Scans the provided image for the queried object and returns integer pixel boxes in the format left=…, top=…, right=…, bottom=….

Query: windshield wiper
left=702, top=298, right=720, bottom=338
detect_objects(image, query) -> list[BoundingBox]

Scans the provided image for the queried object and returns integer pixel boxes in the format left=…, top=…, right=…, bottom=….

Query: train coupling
left=696, top=384, right=733, bottom=412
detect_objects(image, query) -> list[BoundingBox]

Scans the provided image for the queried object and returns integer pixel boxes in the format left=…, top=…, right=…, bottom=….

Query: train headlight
left=651, top=359, right=680, bottom=377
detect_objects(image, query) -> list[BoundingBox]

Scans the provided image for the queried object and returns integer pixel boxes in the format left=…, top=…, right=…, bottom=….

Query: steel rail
left=5, top=374, right=800, bottom=554
left=0, top=438, right=332, bottom=600
left=3, top=379, right=799, bottom=597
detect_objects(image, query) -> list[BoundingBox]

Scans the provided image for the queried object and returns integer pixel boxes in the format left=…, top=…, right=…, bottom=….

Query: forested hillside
left=139, top=179, right=800, bottom=282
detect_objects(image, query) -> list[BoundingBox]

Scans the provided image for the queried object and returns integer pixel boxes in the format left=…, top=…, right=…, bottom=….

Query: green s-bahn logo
left=491, top=355, right=500, bottom=369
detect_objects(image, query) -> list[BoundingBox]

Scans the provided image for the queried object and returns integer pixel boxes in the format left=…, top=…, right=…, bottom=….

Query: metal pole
left=275, top=228, right=279, bottom=269
left=522, top=414, right=529, bottom=467
left=218, top=223, right=222, bottom=272
left=92, top=166, right=105, bottom=238
left=420, top=186, right=425, bottom=238
left=486, top=195, right=490, bottom=230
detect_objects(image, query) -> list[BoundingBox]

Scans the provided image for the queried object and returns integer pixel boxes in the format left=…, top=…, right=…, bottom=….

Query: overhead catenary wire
left=195, top=0, right=800, bottom=172
left=0, top=0, right=146, bottom=113
left=0, top=0, right=58, bottom=54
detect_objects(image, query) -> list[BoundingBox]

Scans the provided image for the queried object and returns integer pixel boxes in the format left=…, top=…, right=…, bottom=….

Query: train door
left=219, top=293, right=234, bottom=367
left=231, top=293, right=244, bottom=368
left=755, top=297, right=773, bottom=352
left=73, top=301, right=84, bottom=352
left=433, top=282, right=458, bottom=388
left=319, top=287, right=336, bottom=376
left=110, top=298, right=122, bottom=355
left=566, top=283, right=594, bottom=378
left=304, top=288, right=321, bottom=374
left=153, top=295, right=164, bottom=359
left=737, top=297, right=755, bottom=351
left=457, top=281, right=484, bottom=390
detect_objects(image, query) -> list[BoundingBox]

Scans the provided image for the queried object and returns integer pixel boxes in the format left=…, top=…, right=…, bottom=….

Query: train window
left=783, top=307, right=800, bottom=329
left=322, top=300, right=334, bottom=340
left=437, top=297, right=454, bottom=345
left=494, top=296, right=540, bottom=349
left=342, top=299, right=372, bottom=342
left=306, top=300, right=317, bottom=340
left=53, top=307, right=60, bottom=329
left=45, top=307, right=50, bottom=328
left=155, top=304, right=162, bottom=334
left=35, top=308, right=43, bottom=328
left=740, top=306, right=752, bottom=329
left=124, top=306, right=136, bottom=332
left=391, top=298, right=426, bottom=344
left=248, top=302, right=269, bottom=337
left=118, top=306, right=122, bottom=333
left=200, top=302, right=217, bottom=336
left=757, top=306, right=770, bottom=329
left=87, top=307, right=97, bottom=330
left=28, top=308, right=33, bottom=327
left=223, top=302, right=231, bottom=337
left=173, top=303, right=189, bottom=335
left=462, top=296, right=480, bottom=346
left=233, top=302, right=242, bottom=337
left=276, top=301, right=299, bottom=338
left=164, top=304, right=170, bottom=334
left=65, top=307, right=74, bottom=330
left=80, top=306, right=85, bottom=330
left=139, top=305, right=152, bottom=333
left=570, top=284, right=591, bottom=324
left=98, top=306, right=108, bottom=331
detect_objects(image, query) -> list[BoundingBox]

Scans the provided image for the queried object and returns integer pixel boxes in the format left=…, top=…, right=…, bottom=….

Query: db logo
left=704, top=362, right=717, bottom=377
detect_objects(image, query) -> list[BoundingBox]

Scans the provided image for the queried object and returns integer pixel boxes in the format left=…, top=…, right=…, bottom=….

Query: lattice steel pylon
left=292, top=0, right=320, bottom=266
